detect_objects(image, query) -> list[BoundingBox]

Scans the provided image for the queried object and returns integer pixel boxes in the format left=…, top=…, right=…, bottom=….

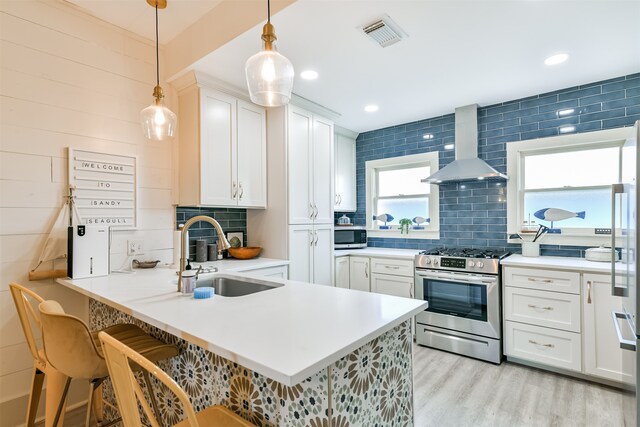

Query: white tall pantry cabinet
left=334, top=128, right=357, bottom=212
left=248, top=105, right=335, bottom=285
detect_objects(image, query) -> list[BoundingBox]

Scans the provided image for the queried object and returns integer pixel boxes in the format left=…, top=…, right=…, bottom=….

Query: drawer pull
left=587, top=281, right=592, bottom=304
left=384, top=265, right=400, bottom=270
left=528, top=278, right=553, bottom=283
left=527, top=304, right=553, bottom=311
left=529, top=339, right=555, bottom=348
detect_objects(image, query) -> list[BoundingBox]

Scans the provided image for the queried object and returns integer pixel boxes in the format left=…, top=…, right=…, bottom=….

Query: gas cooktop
left=418, top=247, right=510, bottom=259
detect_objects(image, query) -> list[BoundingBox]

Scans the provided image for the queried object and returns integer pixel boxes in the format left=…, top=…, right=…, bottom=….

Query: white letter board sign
left=68, top=148, right=137, bottom=229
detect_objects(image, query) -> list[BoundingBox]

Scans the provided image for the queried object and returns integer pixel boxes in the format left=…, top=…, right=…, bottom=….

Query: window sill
left=507, top=234, right=613, bottom=247
left=367, top=229, right=440, bottom=240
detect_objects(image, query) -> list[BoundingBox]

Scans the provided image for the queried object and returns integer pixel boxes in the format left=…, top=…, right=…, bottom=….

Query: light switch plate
left=127, top=240, right=144, bottom=255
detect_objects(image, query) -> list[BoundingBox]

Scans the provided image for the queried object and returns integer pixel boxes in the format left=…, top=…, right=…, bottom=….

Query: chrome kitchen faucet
left=178, top=215, right=231, bottom=292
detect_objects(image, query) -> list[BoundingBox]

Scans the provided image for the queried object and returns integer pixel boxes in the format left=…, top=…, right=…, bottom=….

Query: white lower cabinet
left=288, top=225, right=333, bottom=285
left=583, top=273, right=634, bottom=384
left=371, top=273, right=413, bottom=298
left=349, top=256, right=370, bottom=292
left=505, top=321, right=582, bottom=372
left=243, top=265, right=289, bottom=279
left=334, top=256, right=350, bottom=288
left=503, top=266, right=634, bottom=385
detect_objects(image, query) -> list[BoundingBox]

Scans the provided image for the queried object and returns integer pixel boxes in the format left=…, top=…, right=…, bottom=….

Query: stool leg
left=84, top=380, right=100, bottom=427
left=46, top=369, right=70, bottom=427
left=25, top=366, right=45, bottom=427
left=92, top=382, right=104, bottom=425
left=142, top=371, right=163, bottom=427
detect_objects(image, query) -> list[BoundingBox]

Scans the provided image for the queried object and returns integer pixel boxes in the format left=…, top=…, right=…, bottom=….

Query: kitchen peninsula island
left=57, top=261, right=425, bottom=426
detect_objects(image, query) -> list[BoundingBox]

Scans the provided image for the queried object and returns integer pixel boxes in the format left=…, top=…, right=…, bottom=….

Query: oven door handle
left=415, top=272, right=496, bottom=285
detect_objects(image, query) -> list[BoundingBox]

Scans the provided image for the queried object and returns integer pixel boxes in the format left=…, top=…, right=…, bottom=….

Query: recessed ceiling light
left=364, top=104, right=379, bottom=112
left=444, top=143, right=455, bottom=150
left=544, top=53, right=569, bottom=66
left=557, top=108, right=575, bottom=117
left=300, top=70, right=318, bottom=80
left=477, top=176, right=485, bottom=180
left=560, top=125, right=576, bottom=133
left=422, top=133, right=434, bottom=140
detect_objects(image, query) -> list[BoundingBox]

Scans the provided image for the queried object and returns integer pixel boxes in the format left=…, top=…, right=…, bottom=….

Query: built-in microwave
left=334, top=226, right=367, bottom=249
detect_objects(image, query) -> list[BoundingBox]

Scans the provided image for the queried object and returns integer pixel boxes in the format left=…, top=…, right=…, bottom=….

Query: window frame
left=366, top=152, right=440, bottom=239
left=506, top=127, right=633, bottom=246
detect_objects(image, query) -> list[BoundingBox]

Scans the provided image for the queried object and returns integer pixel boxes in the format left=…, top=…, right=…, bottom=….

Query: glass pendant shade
left=140, top=97, right=176, bottom=141
left=245, top=44, right=294, bottom=107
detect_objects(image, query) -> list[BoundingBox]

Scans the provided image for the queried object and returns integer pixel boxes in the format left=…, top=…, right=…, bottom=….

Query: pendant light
left=140, top=0, right=176, bottom=140
left=244, top=0, right=294, bottom=107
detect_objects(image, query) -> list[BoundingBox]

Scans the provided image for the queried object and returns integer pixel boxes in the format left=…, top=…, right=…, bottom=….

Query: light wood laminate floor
left=38, top=344, right=631, bottom=426
left=413, top=343, right=631, bottom=427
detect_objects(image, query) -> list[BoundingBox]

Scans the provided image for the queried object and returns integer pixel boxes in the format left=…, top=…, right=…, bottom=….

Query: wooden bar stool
left=98, top=331, right=255, bottom=427
left=38, top=300, right=179, bottom=427
left=9, top=283, right=69, bottom=427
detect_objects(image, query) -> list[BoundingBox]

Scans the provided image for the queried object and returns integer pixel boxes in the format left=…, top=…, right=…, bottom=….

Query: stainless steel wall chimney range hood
left=422, top=104, right=508, bottom=184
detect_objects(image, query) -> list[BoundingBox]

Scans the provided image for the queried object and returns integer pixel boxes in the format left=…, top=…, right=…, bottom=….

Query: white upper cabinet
left=200, top=90, right=237, bottom=206
left=288, top=105, right=334, bottom=225
left=334, top=133, right=357, bottom=212
left=178, top=84, right=266, bottom=208
left=237, top=100, right=267, bottom=208
left=288, top=106, right=314, bottom=224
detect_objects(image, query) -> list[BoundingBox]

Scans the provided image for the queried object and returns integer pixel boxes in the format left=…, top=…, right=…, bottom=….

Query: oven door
left=415, top=269, right=500, bottom=339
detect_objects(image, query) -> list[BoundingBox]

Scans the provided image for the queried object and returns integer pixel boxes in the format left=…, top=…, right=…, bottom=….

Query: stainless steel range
left=414, top=248, right=510, bottom=364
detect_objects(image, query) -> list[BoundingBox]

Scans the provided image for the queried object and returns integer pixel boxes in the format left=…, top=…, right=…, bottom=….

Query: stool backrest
left=9, top=283, right=44, bottom=364
left=98, top=331, right=200, bottom=427
left=38, top=300, right=105, bottom=379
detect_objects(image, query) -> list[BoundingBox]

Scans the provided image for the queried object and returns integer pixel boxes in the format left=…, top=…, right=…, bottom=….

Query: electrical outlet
left=127, top=240, right=144, bottom=256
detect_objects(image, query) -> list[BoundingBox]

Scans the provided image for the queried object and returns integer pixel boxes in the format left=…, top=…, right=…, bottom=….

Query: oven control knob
left=477, top=261, right=484, bottom=268
left=468, top=261, right=475, bottom=267
left=424, top=258, right=431, bottom=264
left=432, top=258, right=439, bottom=266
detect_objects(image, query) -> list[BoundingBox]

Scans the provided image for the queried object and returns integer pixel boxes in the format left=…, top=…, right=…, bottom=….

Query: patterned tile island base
left=90, top=300, right=414, bottom=426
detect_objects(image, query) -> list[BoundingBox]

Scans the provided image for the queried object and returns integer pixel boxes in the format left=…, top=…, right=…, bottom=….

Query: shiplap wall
left=0, top=0, right=178, bottom=424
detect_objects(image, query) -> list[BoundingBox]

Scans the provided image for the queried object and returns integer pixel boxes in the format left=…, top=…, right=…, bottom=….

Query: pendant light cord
left=155, top=3, right=159, bottom=86
left=267, top=0, right=271, bottom=23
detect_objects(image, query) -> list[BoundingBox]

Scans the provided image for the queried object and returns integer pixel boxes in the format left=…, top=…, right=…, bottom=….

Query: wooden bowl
left=228, top=247, right=262, bottom=260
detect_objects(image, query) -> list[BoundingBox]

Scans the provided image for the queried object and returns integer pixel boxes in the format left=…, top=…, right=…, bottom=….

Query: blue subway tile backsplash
left=176, top=206, right=247, bottom=261
left=346, top=73, right=640, bottom=256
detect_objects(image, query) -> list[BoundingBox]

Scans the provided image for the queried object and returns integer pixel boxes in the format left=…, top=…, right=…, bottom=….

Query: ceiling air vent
left=361, top=15, right=407, bottom=48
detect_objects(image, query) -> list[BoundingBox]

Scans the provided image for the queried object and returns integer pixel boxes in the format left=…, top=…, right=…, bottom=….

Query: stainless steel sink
left=196, top=275, right=282, bottom=297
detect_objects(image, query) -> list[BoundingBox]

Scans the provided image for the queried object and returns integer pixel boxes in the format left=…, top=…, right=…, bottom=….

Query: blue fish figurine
left=412, top=216, right=430, bottom=230
left=534, top=208, right=585, bottom=222
left=373, top=214, right=394, bottom=229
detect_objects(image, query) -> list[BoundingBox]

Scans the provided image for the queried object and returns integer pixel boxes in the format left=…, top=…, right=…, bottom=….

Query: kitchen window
left=365, top=152, right=440, bottom=239
left=506, top=127, right=633, bottom=246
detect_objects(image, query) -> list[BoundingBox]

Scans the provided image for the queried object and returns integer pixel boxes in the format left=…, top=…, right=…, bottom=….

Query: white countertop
left=57, top=257, right=426, bottom=386
left=501, top=254, right=617, bottom=273
left=334, top=247, right=420, bottom=260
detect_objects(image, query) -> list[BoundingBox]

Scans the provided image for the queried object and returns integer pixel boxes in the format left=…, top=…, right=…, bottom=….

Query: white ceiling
left=65, top=0, right=223, bottom=44
left=194, top=0, right=640, bottom=133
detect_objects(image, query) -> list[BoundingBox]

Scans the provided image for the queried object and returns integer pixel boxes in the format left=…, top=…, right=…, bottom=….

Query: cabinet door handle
left=239, top=182, right=244, bottom=199
left=335, top=194, right=339, bottom=205
left=365, top=263, right=369, bottom=279
left=314, top=231, right=319, bottom=246
left=309, top=231, right=314, bottom=246
left=528, top=278, right=553, bottom=283
left=313, top=204, right=319, bottom=219
left=527, top=304, right=553, bottom=311
left=529, top=340, right=555, bottom=348
left=587, top=280, right=592, bottom=304
left=232, top=182, right=237, bottom=199
left=310, top=203, right=314, bottom=219
left=338, top=194, right=342, bottom=205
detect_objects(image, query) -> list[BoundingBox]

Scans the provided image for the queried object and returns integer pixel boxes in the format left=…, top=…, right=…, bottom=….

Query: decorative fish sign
left=534, top=208, right=585, bottom=222
left=373, top=214, right=394, bottom=229
left=412, top=216, right=430, bottom=230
